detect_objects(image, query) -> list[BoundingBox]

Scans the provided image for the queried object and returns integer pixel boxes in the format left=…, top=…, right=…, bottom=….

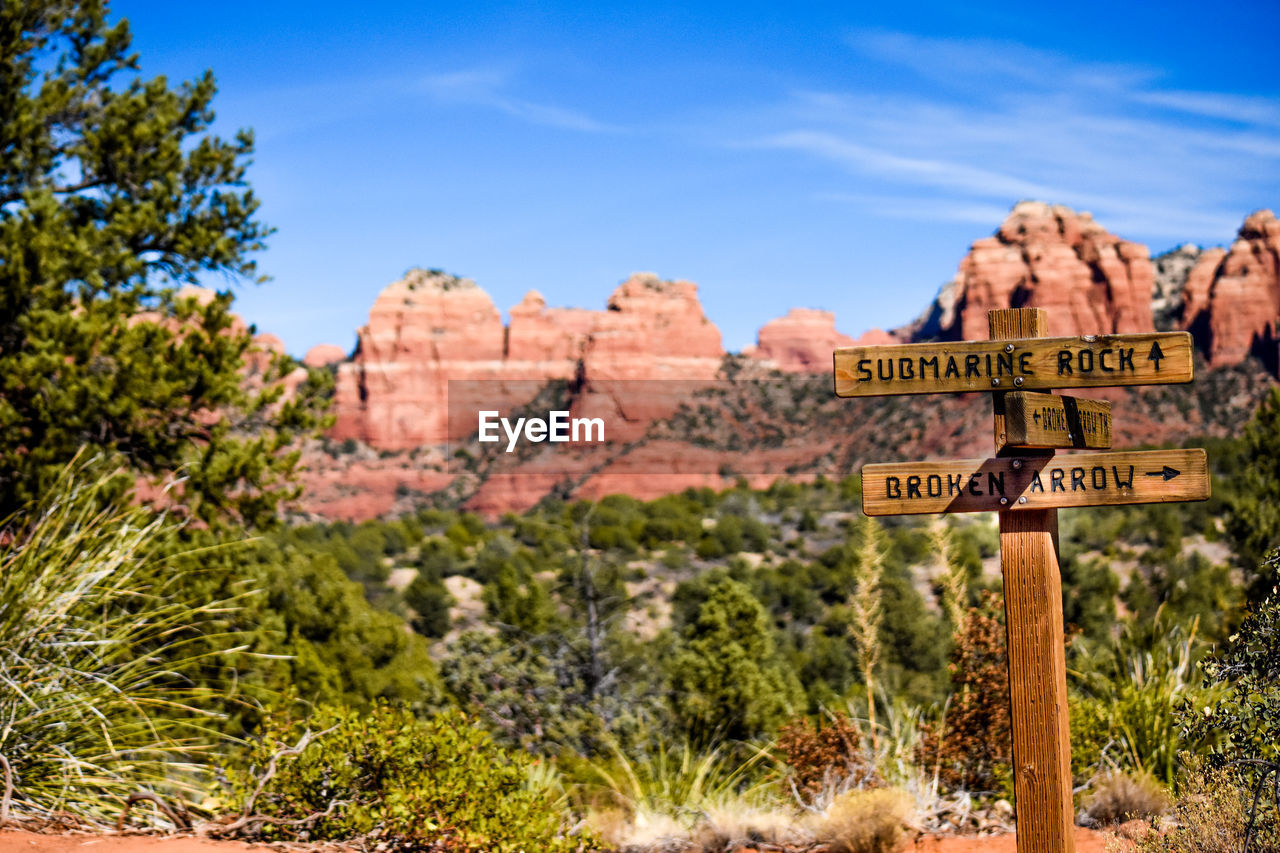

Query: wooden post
left=988, top=308, right=1076, bottom=853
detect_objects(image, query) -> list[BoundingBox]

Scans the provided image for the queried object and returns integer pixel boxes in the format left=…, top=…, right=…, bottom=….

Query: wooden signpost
left=834, top=309, right=1209, bottom=853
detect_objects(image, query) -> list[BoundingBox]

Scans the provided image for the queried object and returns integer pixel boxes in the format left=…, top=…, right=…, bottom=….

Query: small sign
left=834, top=333, right=1193, bottom=397
left=861, top=448, right=1209, bottom=516
left=1001, top=391, right=1112, bottom=450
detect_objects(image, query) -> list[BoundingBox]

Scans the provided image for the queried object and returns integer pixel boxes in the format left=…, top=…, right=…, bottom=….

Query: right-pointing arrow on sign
left=1144, top=466, right=1181, bottom=481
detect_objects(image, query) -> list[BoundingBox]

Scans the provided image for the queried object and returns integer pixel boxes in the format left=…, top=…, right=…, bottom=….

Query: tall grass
left=584, top=737, right=794, bottom=849
left=0, top=463, right=243, bottom=826
left=1070, top=611, right=1223, bottom=783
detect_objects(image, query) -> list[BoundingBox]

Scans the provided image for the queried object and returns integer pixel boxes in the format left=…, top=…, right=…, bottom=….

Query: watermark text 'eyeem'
left=477, top=410, right=605, bottom=452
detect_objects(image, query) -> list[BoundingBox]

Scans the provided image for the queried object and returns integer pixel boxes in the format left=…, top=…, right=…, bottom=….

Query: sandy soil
left=0, top=827, right=1131, bottom=852
left=913, top=827, right=1130, bottom=851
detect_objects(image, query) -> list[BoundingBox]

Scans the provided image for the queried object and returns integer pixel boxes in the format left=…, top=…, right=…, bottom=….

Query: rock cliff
left=329, top=270, right=724, bottom=450
left=1181, top=210, right=1280, bottom=368
left=940, top=201, right=1155, bottom=340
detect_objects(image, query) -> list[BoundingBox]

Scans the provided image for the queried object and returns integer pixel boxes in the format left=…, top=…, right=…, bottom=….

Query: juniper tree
left=0, top=1, right=328, bottom=526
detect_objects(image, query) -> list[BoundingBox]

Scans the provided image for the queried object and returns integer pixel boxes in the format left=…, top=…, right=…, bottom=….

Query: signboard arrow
left=1148, top=341, right=1165, bottom=370
left=861, top=448, right=1209, bottom=516
left=834, top=332, right=1193, bottom=397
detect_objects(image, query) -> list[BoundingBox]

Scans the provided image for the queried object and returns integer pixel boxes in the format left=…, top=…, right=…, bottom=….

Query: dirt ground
left=0, top=827, right=1131, bottom=852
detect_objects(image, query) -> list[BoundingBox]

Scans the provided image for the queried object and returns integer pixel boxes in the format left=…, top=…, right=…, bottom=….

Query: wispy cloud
left=421, top=69, right=621, bottom=133
left=742, top=31, right=1279, bottom=244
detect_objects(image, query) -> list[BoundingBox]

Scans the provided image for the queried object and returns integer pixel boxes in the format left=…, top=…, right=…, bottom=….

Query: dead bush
left=1085, top=770, right=1170, bottom=825
left=777, top=711, right=880, bottom=806
left=1130, top=762, right=1279, bottom=853
left=810, top=787, right=916, bottom=853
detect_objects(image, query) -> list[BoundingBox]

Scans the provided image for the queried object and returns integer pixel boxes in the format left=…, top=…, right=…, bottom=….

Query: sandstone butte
left=329, top=270, right=724, bottom=450
left=294, top=204, right=1277, bottom=519
left=926, top=201, right=1155, bottom=341
left=1181, top=209, right=1280, bottom=367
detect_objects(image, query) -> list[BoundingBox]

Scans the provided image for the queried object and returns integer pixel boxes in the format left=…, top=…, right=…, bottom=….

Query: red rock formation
left=507, top=290, right=596, bottom=362
left=330, top=270, right=725, bottom=451
left=945, top=202, right=1155, bottom=340
left=580, top=273, right=723, bottom=381
left=304, top=343, right=347, bottom=367
left=1181, top=210, right=1280, bottom=367
left=294, top=206, right=1280, bottom=521
left=753, top=308, right=855, bottom=372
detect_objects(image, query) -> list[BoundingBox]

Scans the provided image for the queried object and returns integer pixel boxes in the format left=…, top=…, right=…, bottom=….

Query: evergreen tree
left=668, top=575, right=801, bottom=743
left=0, top=1, right=328, bottom=526
left=1227, top=388, right=1280, bottom=600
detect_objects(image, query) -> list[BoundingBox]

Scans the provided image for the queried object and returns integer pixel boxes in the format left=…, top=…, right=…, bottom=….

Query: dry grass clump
left=1129, top=765, right=1277, bottom=853
left=809, top=787, right=917, bottom=853
left=592, top=800, right=812, bottom=853
left=1085, top=770, right=1171, bottom=825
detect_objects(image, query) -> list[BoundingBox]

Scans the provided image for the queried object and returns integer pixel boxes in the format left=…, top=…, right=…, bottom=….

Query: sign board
left=1001, top=391, right=1112, bottom=450
left=861, top=448, right=1208, bottom=516
left=834, top=332, right=1193, bottom=397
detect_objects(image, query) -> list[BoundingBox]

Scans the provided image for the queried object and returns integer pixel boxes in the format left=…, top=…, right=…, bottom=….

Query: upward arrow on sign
left=1148, top=341, right=1165, bottom=370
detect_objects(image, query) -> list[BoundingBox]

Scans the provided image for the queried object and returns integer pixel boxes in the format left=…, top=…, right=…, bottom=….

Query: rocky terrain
left=289, top=203, right=1280, bottom=519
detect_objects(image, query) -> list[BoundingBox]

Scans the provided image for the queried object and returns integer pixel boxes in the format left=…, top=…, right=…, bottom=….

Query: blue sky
left=115, top=1, right=1280, bottom=356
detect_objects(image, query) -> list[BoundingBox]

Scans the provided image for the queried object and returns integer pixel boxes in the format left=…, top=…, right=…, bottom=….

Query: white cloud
left=421, top=69, right=621, bottom=133
left=739, top=33, right=1280, bottom=245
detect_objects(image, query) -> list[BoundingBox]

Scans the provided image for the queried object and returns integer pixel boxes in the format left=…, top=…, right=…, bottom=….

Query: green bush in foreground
left=227, top=703, right=592, bottom=852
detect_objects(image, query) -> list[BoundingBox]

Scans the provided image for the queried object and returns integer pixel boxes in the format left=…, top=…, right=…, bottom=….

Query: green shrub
left=1181, top=556, right=1280, bottom=846
left=405, top=573, right=454, bottom=638
left=226, top=703, right=591, bottom=851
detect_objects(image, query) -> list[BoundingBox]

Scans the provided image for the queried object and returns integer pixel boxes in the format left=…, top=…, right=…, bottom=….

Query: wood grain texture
left=832, top=331, right=1193, bottom=397
left=1001, top=509, right=1076, bottom=853
left=860, top=448, right=1210, bottom=516
left=1002, top=391, right=1112, bottom=450
left=989, top=309, right=1075, bottom=853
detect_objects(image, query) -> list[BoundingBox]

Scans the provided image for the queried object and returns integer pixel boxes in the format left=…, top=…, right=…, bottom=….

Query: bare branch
left=115, top=792, right=192, bottom=832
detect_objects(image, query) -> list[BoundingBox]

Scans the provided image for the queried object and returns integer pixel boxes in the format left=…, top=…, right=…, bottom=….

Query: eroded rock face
left=581, top=273, right=723, bottom=381
left=753, top=308, right=856, bottom=372
left=944, top=202, right=1155, bottom=340
left=331, top=270, right=509, bottom=450
left=1181, top=210, right=1280, bottom=368
left=330, top=270, right=726, bottom=450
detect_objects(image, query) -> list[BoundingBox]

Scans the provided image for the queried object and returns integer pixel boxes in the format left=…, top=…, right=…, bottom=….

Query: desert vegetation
left=4, top=3, right=1280, bottom=852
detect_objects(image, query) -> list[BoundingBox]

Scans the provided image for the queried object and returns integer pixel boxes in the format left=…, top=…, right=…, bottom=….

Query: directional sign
left=834, top=332, right=1193, bottom=397
left=861, top=448, right=1209, bottom=516
left=1000, top=391, right=1112, bottom=450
